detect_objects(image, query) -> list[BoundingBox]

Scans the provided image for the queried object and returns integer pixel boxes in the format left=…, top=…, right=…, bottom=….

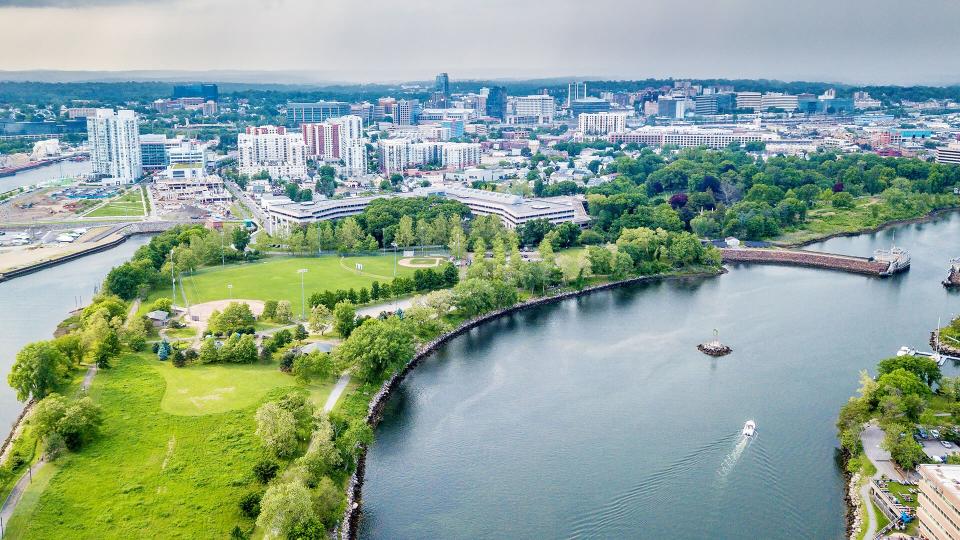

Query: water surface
left=360, top=213, right=960, bottom=539
left=0, top=235, right=151, bottom=435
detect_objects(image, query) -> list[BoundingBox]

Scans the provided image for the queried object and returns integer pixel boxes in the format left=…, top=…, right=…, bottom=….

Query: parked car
left=942, top=440, right=953, bottom=449
left=931, top=429, right=941, bottom=439
left=918, top=427, right=929, bottom=439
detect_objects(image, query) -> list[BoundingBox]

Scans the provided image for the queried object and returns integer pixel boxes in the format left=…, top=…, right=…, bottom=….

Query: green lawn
left=4, top=353, right=339, bottom=539
left=146, top=255, right=415, bottom=315
left=154, top=360, right=334, bottom=416
left=555, top=247, right=588, bottom=281
left=164, top=326, right=197, bottom=339
left=85, top=188, right=145, bottom=218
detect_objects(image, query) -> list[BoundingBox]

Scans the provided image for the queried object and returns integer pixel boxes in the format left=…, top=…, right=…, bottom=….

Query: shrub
left=238, top=491, right=262, bottom=518
left=252, top=458, right=279, bottom=483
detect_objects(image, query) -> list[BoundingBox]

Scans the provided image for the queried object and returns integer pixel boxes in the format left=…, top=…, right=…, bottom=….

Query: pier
left=721, top=247, right=896, bottom=277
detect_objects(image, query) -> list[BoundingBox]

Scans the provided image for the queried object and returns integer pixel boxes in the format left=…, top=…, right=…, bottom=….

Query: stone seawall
left=338, top=269, right=723, bottom=539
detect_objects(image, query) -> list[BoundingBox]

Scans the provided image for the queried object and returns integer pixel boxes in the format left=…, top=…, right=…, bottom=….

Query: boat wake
left=717, top=433, right=753, bottom=480
left=565, top=435, right=731, bottom=539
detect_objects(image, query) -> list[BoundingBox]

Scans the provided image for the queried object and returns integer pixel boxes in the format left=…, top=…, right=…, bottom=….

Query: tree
left=123, top=315, right=149, bottom=352
left=261, top=300, right=278, bottom=321
left=332, top=301, right=356, bottom=338
left=92, top=330, right=121, bottom=368
left=877, top=356, right=941, bottom=387
left=335, top=317, right=414, bottom=382
left=256, top=481, right=316, bottom=538
left=448, top=219, right=466, bottom=259
left=157, top=340, right=171, bottom=361
left=876, top=368, right=931, bottom=399
left=8, top=341, right=71, bottom=401
left=293, top=353, right=333, bottom=385
left=199, top=336, right=219, bottom=364
left=293, top=324, right=308, bottom=341
left=308, top=305, right=332, bottom=335
left=296, top=416, right=340, bottom=484
left=395, top=215, right=415, bottom=247
left=232, top=227, right=251, bottom=252
left=274, top=301, right=294, bottom=324
left=611, top=251, right=634, bottom=280
left=34, top=394, right=103, bottom=451
left=255, top=402, right=297, bottom=458
left=210, top=302, right=256, bottom=335
left=586, top=246, right=613, bottom=275
left=234, top=334, right=258, bottom=363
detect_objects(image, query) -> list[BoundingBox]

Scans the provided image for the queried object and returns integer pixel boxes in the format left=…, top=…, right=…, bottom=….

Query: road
left=0, top=362, right=99, bottom=529
left=323, top=373, right=351, bottom=413
left=861, top=422, right=902, bottom=481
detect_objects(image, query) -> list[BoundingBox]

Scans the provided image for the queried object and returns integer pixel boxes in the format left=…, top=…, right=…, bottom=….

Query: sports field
left=146, top=254, right=415, bottom=315
left=84, top=188, right=145, bottom=218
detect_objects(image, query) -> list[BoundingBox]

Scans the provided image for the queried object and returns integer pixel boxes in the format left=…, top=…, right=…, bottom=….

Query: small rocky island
left=698, top=330, right=732, bottom=357
left=943, top=258, right=960, bottom=289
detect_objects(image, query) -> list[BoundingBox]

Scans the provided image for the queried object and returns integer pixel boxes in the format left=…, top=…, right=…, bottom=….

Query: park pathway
left=860, top=482, right=878, bottom=540
left=323, top=373, right=351, bottom=413
left=0, top=363, right=99, bottom=530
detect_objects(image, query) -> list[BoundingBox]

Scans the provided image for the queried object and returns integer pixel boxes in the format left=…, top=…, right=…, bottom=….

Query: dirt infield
left=397, top=256, right=444, bottom=268
left=182, top=299, right=265, bottom=332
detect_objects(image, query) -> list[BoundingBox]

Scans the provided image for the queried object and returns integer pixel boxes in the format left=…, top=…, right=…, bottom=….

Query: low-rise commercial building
left=263, top=186, right=589, bottom=234
left=609, top=126, right=775, bottom=149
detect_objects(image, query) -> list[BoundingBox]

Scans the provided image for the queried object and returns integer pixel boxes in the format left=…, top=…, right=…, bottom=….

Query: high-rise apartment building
left=578, top=111, right=627, bottom=136
left=378, top=138, right=480, bottom=174
left=86, top=108, right=142, bottom=184
left=286, top=101, right=351, bottom=127
left=237, top=126, right=307, bottom=179
left=506, top=95, right=556, bottom=124
left=301, top=115, right=367, bottom=176
left=392, top=100, right=419, bottom=126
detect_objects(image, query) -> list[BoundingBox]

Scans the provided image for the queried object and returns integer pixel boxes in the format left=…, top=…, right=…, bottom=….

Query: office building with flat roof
left=286, top=101, right=351, bottom=127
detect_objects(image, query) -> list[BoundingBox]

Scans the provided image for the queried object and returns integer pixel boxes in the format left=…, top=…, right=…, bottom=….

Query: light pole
left=391, top=242, right=398, bottom=278
left=227, top=284, right=233, bottom=300
left=297, top=269, right=308, bottom=320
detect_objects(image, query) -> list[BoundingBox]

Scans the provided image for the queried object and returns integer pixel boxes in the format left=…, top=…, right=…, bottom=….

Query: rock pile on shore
left=943, top=266, right=960, bottom=289
left=847, top=472, right=863, bottom=540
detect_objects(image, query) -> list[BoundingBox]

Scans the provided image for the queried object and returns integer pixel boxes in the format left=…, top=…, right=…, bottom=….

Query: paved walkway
left=862, top=422, right=902, bottom=481
left=356, top=297, right=417, bottom=319
left=323, top=373, right=351, bottom=413
left=860, top=482, right=878, bottom=540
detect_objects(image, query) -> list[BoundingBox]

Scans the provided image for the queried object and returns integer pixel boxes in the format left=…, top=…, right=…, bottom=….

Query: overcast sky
left=0, top=0, right=958, bottom=85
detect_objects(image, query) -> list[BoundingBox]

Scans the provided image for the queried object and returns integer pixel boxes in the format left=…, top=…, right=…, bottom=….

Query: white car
left=931, top=429, right=942, bottom=439
left=942, top=440, right=953, bottom=449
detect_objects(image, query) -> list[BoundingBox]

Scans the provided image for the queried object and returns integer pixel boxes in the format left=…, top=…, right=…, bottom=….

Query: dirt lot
left=0, top=187, right=100, bottom=224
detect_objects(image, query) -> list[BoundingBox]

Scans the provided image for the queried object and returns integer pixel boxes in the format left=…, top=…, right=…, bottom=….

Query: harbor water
left=359, top=212, right=960, bottom=539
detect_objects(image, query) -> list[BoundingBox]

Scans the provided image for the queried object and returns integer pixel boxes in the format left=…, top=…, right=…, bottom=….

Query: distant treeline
left=4, top=78, right=960, bottom=110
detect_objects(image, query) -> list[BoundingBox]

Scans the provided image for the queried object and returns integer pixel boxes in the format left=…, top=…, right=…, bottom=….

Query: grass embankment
left=85, top=188, right=145, bottom=218
left=774, top=196, right=957, bottom=245
left=4, top=353, right=340, bottom=539
left=143, top=254, right=416, bottom=316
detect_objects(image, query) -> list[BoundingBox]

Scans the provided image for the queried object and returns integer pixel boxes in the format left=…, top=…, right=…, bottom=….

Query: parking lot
left=920, top=437, right=958, bottom=461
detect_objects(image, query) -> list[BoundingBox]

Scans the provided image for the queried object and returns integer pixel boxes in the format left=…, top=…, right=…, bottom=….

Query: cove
left=359, top=212, right=960, bottom=539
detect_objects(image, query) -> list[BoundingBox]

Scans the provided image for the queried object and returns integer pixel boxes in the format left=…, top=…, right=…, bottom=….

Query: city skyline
left=1, top=0, right=960, bottom=85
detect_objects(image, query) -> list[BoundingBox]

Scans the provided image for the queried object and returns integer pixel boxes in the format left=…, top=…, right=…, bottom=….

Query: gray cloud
left=0, top=0, right=164, bottom=5
left=0, top=0, right=958, bottom=85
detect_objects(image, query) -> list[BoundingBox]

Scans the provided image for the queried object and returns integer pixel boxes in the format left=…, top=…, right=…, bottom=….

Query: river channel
left=0, top=234, right=151, bottom=436
left=359, top=213, right=960, bottom=539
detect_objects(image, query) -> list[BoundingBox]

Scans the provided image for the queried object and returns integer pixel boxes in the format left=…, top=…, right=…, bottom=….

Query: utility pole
left=169, top=250, right=176, bottom=305
left=297, top=269, right=308, bottom=320
left=392, top=242, right=398, bottom=277
left=227, top=284, right=233, bottom=300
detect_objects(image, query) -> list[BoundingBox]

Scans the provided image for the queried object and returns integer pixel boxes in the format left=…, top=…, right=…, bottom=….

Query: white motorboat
left=742, top=420, right=756, bottom=437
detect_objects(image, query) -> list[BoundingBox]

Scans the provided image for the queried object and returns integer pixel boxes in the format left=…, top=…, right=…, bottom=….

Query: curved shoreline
left=774, top=206, right=959, bottom=249
left=338, top=268, right=724, bottom=539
